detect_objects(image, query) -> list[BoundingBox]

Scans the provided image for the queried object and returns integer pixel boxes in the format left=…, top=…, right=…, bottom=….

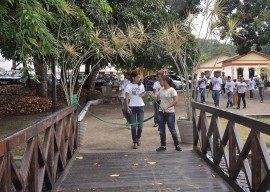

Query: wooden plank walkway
left=54, top=151, right=234, bottom=192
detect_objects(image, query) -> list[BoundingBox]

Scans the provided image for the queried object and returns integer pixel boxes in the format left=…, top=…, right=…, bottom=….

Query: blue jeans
left=212, top=90, right=220, bottom=107
left=129, top=106, right=144, bottom=143
left=227, top=91, right=233, bottom=105
left=158, top=112, right=179, bottom=146
left=199, top=88, right=206, bottom=103
left=249, top=90, right=254, bottom=98
left=259, top=87, right=264, bottom=101
left=121, top=97, right=130, bottom=123
left=154, top=101, right=160, bottom=125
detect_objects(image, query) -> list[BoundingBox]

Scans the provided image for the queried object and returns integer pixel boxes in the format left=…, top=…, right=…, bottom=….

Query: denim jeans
left=212, top=90, right=220, bottom=107
left=227, top=91, right=233, bottom=105
left=249, top=90, right=254, bottom=98
left=199, top=88, right=206, bottom=103
left=154, top=101, right=160, bottom=125
left=129, top=106, right=144, bottom=143
left=158, top=112, right=180, bottom=146
left=237, top=93, right=246, bottom=107
left=121, top=98, right=130, bottom=123
left=259, top=87, right=264, bottom=102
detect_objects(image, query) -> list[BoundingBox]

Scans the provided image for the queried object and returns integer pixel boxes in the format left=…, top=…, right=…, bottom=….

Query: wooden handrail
left=0, top=104, right=79, bottom=191
left=192, top=102, right=270, bottom=192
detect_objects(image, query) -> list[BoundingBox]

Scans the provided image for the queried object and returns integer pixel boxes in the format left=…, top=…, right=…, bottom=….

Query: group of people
left=118, top=71, right=182, bottom=151
left=192, top=71, right=267, bottom=109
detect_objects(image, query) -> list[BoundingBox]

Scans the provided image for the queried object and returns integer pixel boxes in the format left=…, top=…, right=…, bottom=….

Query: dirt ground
left=79, top=89, right=270, bottom=153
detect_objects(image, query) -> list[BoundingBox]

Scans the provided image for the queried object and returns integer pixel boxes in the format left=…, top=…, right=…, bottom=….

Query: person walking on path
left=151, top=76, right=182, bottom=152
left=118, top=72, right=131, bottom=129
left=236, top=76, right=247, bottom=109
left=126, top=71, right=145, bottom=149
left=152, top=71, right=163, bottom=128
left=209, top=71, right=222, bottom=108
left=192, top=73, right=198, bottom=102
left=248, top=76, right=256, bottom=99
left=258, top=74, right=266, bottom=103
left=221, top=72, right=227, bottom=94
left=198, top=72, right=207, bottom=104
left=224, top=76, right=235, bottom=108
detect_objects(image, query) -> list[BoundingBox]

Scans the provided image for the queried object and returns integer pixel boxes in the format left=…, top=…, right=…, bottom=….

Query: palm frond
left=61, top=42, right=80, bottom=58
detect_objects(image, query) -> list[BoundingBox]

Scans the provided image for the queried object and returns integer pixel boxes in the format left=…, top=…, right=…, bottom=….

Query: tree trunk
left=85, top=60, right=101, bottom=101
left=22, top=62, right=32, bottom=88
left=33, top=57, right=48, bottom=98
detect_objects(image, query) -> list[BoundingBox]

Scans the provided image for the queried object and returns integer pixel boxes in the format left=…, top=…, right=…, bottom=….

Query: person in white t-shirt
left=224, top=76, right=235, bottom=108
left=125, top=71, right=145, bottom=149
left=150, top=76, right=182, bottom=152
left=221, top=72, right=227, bottom=94
left=198, top=72, right=207, bottom=104
left=258, top=74, right=266, bottom=103
left=152, top=71, right=163, bottom=128
left=248, top=76, right=256, bottom=99
left=210, top=71, right=222, bottom=107
left=118, top=72, right=131, bottom=128
left=236, top=76, right=247, bottom=109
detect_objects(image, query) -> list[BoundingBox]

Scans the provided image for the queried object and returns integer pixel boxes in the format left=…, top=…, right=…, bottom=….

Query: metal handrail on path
left=0, top=104, right=79, bottom=192
left=192, top=101, right=270, bottom=192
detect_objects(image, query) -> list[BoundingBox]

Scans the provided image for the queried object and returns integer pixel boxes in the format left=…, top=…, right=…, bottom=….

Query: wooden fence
left=0, top=105, right=78, bottom=191
left=192, top=102, right=270, bottom=192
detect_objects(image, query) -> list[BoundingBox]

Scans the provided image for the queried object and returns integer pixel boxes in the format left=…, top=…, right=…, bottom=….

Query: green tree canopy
left=220, top=0, right=270, bottom=54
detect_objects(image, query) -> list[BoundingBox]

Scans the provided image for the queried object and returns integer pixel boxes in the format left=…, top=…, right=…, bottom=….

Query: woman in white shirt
left=224, top=76, right=235, bottom=108
left=258, top=74, right=266, bottom=102
left=151, top=76, right=182, bottom=152
left=125, top=71, right=145, bottom=149
left=236, top=76, right=247, bottom=109
left=248, top=76, right=256, bottom=99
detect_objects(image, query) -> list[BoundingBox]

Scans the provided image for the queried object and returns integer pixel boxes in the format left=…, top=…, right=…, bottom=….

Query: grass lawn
left=208, top=116, right=270, bottom=148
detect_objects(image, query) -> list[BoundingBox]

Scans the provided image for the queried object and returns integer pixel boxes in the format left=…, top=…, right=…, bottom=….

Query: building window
left=249, top=68, right=255, bottom=78
left=237, top=68, right=243, bottom=78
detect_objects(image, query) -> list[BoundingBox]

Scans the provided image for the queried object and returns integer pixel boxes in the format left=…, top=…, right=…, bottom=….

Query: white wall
left=0, top=55, right=13, bottom=71
left=225, top=65, right=264, bottom=80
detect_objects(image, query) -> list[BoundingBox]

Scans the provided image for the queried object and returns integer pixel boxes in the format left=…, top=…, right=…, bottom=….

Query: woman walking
left=126, top=71, right=145, bottom=149
left=248, top=76, right=256, bottom=99
left=258, top=74, right=266, bottom=103
left=225, top=76, right=234, bottom=108
left=236, top=76, right=247, bottom=109
left=151, top=76, right=182, bottom=152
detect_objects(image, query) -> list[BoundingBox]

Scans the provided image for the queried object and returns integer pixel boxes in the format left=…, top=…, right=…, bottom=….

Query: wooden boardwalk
left=54, top=151, right=234, bottom=192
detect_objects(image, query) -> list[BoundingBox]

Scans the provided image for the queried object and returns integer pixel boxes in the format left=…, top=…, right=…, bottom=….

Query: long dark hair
left=162, top=75, right=173, bottom=87
left=130, top=71, right=142, bottom=85
left=130, top=71, right=138, bottom=82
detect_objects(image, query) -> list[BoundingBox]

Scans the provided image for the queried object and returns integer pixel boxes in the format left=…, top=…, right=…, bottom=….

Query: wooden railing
left=192, top=102, right=270, bottom=192
left=0, top=105, right=78, bottom=191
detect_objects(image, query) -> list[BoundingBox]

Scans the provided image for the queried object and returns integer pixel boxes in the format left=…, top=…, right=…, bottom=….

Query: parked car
left=142, top=75, right=185, bottom=91
left=142, top=75, right=156, bottom=91
left=95, top=74, right=118, bottom=91
left=0, top=70, right=25, bottom=85
left=166, top=75, right=186, bottom=90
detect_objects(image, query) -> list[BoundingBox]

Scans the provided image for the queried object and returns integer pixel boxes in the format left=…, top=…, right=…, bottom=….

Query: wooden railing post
left=251, top=131, right=261, bottom=192
left=0, top=141, right=10, bottom=192
left=229, top=123, right=236, bottom=179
